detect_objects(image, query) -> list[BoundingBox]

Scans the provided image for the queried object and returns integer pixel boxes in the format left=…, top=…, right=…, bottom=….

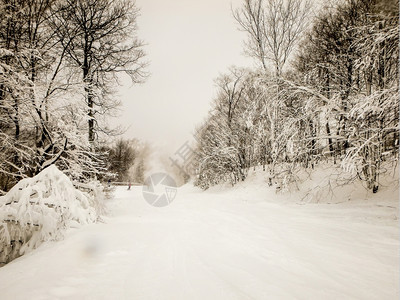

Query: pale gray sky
left=113, top=0, right=253, bottom=153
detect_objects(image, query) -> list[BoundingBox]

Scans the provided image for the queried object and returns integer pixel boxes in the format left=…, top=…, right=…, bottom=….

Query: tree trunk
left=83, top=37, right=94, bottom=144
left=326, top=122, right=335, bottom=164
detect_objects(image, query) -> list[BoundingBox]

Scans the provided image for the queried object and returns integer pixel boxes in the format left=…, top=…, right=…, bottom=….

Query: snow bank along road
left=0, top=183, right=398, bottom=300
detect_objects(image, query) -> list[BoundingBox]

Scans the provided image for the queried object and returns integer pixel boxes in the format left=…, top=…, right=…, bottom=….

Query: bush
left=0, top=165, right=101, bottom=266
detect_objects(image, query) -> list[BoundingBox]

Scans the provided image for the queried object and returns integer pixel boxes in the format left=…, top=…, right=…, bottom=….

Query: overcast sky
left=111, top=0, right=253, bottom=154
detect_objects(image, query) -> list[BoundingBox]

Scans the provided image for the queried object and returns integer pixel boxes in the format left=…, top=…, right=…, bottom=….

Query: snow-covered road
left=0, top=183, right=398, bottom=300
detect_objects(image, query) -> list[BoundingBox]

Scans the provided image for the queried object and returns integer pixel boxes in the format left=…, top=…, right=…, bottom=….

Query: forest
left=1, top=0, right=398, bottom=195
left=0, top=0, right=147, bottom=194
left=193, top=0, right=399, bottom=193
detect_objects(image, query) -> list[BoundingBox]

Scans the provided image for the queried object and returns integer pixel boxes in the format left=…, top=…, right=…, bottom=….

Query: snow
left=0, top=169, right=398, bottom=299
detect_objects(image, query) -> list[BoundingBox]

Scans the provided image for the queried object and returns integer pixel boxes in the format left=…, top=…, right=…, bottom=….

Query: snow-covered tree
left=0, top=0, right=147, bottom=193
left=195, top=0, right=398, bottom=192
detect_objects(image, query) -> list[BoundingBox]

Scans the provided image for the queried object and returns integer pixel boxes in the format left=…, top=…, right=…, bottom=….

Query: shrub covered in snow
left=0, top=165, right=102, bottom=265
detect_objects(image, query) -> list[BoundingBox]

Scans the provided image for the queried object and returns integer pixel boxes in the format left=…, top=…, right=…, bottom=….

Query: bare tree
left=108, top=138, right=136, bottom=181
left=56, top=0, right=146, bottom=143
left=214, top=67, right=246, bottom=128
left=234, top=0, right=311, bottom=76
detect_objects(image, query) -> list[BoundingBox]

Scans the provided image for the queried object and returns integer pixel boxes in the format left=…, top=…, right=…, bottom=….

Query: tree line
left=194, top=0, right=398, bottom=192
left=0, top=0, right=146, bottom=193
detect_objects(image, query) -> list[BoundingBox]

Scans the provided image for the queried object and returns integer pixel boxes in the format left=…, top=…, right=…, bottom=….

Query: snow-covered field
left=0, top=171, right=398, bottom=300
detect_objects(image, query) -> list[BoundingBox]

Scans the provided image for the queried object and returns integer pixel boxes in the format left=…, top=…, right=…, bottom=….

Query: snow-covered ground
left=0, top=171, right=398, bottom=300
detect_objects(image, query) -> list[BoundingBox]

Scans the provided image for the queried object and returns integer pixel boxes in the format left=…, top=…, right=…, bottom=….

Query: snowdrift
left=201, top=162, right=398, bottom=209
left=0, top=165, right=102, bottom=266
